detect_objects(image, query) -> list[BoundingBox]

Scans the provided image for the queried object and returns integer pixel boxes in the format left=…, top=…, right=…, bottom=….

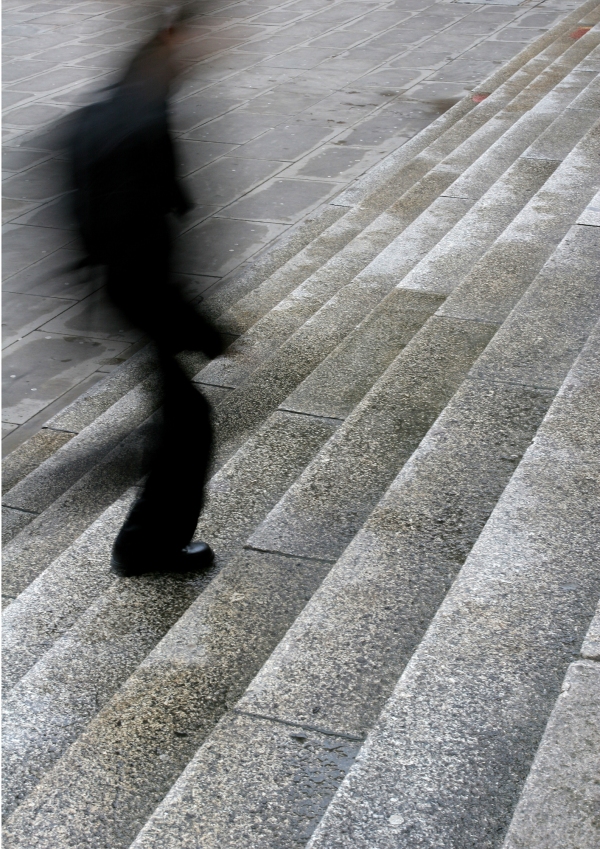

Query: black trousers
left=105, top=225, right=213, bottom=562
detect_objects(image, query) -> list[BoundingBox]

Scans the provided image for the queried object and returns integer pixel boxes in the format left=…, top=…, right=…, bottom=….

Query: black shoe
left=110, top=541, right=214, bottom=577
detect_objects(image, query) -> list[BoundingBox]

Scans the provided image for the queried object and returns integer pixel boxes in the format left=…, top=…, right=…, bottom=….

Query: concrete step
left=204, top=108, right=600, bottom=478
left=302, top=316, right=600, bottom=849
left=500, top=605, right=600, bottom=849
left=109, top=225, right=600, bottom=849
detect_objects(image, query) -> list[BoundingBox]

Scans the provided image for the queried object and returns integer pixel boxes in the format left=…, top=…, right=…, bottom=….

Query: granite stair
left=2, top=4, right=600, bottom=847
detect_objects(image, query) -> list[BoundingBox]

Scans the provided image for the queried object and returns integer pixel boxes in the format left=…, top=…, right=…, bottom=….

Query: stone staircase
left=2, top=3, right=600, bottom=847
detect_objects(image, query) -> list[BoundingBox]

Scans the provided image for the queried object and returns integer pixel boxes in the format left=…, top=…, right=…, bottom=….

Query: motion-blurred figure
left=69, top=6, right=223, bottom=577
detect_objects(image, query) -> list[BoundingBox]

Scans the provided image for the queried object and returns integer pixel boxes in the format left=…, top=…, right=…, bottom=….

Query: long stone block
left=131, top=712, right=360, bottom=849
left=501, top=659, right=600, bottom=849
left=2, top=507, right=36, bottom=546
left=249, top=317, right=496, bottom=561
left=400, top=158, right=559, bottom=295
left=283, top=290, right=444, bottom=420
left=3, top=374, right=160, bottom=515
left=2, top=428, right=73, bottom=493
left=338, top=4, right=599, bottom=209
left=2, top=413, right=337, bottom=666
left=123, top=376, right=554, bottom=849
left=1, top=492, right=136, bottom=691
left=204, top=28, right=597, bottom=358
left=1, top=410, right=337, bottom=813
left=203, top=204, right=346, bottom=322
left=211, top=207, right=377, bottom=337
left=240, top=380, right=554, bottom=737
left=43, top=345, right=156, bottom=434
left=116, top=311, right=600, bottom=849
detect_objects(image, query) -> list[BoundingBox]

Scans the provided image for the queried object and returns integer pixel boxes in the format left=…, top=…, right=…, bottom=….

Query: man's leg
left=111, top=354, right=213, bottom=572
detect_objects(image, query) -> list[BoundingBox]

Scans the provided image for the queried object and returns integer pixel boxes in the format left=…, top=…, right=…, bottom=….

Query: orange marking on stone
left=569, top=26, right=592, bottom=39
left=472, top=92, right=490, bottom=103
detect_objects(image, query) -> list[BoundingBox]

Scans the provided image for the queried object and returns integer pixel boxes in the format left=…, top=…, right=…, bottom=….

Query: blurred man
left=70, top=5, right=224, bottom=577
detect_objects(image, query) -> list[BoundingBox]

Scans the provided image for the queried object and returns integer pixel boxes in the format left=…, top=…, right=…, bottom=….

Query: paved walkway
left=2, top=0, right=577, bottom=452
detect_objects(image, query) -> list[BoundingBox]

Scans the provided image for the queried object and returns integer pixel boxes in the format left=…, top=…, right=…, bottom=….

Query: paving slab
left=2, top=332, right=130, bottom=426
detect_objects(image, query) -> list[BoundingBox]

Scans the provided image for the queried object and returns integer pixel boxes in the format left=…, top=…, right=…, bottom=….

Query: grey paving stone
left=175, top=215, right=287, bottom=276
left=501, top=659, right=600, bottom=849
left=3, top=102, right=69, bottom=127
left=233, top=122, right=334, bottom=160
left=2, top=198, right=38, bottom=224
left=38, top=288, right=143, bottom=342
left=2, top=224, right=74, bottom=278
left=2, top=59, right=58, bottom=84
left=3, top=159, right=66, bottom=202
left=292, top=145, right=377, bottom=180
left=249, top=316, right=496, bottom=561
left=431, top=57, right=505, bottom=83
left=185, top=109, right=280, bottom=144
left=201, top=203, right=346, bottom=320
left=1, top=291, right=76, bottom=349
left=2, top=332, right=130, bottom=426
left=186, top=154, right=285, bottom=207
left=220, top=177, right=339, bottom=222
left=130, top=713, right=360, bottom=849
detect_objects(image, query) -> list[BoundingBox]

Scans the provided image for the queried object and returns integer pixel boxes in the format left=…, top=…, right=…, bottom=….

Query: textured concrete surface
left=439, top=118, right=600, bottom=322
left=501, top=660, right=600, bottom=849
left=1, top=414, right=157, bottom=602
left=2, top=0, right=585, bottom=451
left=308, top=456, right=600, bottom=849
left=239, top=380, right=554, bottom=736
left=131, top=712, right=360, bottom=849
